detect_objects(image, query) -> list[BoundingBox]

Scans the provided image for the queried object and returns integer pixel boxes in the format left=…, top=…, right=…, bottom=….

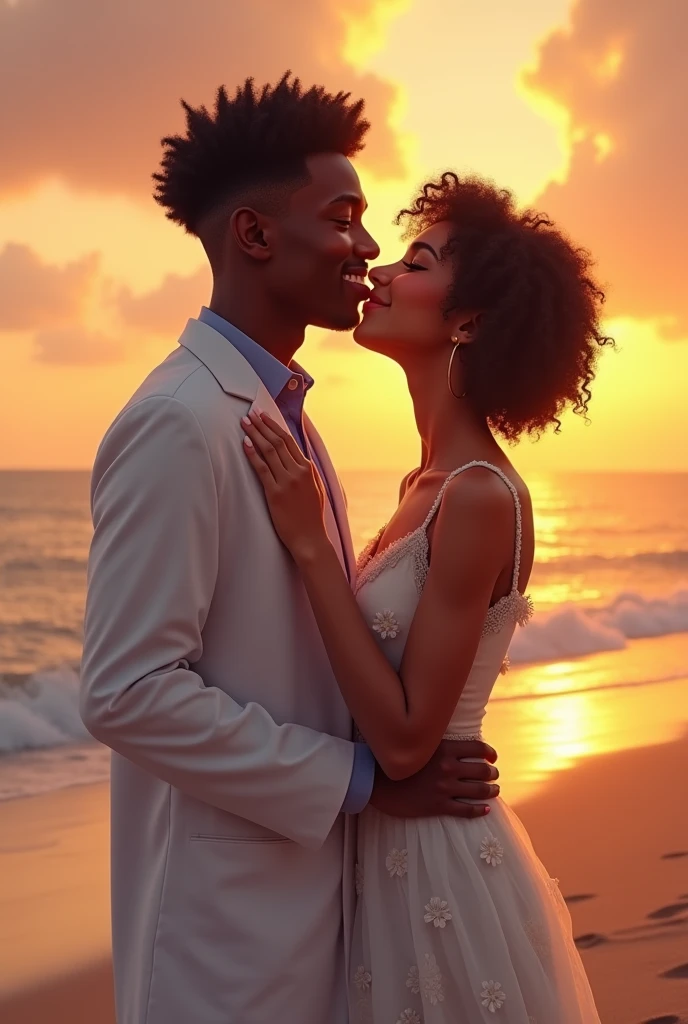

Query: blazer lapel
left=303, top=414, right=357, bottom=585
left=179, top=318, right=356, bottom=582
left=178, top=318, right=258, bottom=401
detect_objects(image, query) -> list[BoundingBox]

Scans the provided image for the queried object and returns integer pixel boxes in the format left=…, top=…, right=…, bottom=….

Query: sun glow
left=2, top=1, right=688, bottom=472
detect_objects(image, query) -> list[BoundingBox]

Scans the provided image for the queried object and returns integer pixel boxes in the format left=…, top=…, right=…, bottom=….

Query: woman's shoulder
left=399, top=466, right=426, bottom=504
left=438, top=463, right=530, bottom=532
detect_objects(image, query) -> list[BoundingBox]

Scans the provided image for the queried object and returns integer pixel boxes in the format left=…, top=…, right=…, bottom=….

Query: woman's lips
left=363, top=296, right=389, bottom=311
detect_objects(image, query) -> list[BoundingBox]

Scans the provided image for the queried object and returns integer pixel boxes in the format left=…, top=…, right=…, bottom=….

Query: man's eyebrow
left=409, top=241, right=439, bottom=260
left=326, top=193, right=368, bottom=211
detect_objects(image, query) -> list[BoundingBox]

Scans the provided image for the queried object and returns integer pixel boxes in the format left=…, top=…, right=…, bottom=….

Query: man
left=80, top=73, right=500, bottom=1024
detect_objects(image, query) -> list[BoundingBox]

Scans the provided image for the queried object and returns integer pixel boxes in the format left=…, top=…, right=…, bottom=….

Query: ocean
left=1, top=469, right=687, bottom=803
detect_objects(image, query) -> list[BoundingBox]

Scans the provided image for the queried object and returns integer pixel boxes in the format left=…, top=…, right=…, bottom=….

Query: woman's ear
left=452, top=312, right=482, bottom=344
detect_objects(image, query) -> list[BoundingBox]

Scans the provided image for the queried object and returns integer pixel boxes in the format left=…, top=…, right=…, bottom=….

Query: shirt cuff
left=341, top=742, right=376, bottom=814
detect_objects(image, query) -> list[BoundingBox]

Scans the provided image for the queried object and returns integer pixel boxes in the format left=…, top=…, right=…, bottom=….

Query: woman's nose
left=369, top=265, right=393, bottom=286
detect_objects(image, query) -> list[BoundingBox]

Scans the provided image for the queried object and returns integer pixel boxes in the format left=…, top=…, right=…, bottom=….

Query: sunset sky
left=2, top=0, right=687, bottom=473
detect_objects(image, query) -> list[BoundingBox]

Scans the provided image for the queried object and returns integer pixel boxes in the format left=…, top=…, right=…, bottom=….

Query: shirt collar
left=198, top=307, right=313, bottom=400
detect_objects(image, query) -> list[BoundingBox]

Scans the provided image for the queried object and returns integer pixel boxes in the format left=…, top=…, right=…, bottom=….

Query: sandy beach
left=1, top=733, right=687, bottom=1024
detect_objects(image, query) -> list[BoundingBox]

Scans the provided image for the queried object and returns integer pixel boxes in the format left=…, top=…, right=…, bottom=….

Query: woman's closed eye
left=402, top=260, right=428, bottom=272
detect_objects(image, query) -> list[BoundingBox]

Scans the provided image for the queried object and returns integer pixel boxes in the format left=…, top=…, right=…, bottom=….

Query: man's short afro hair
left=153, top=71, right=370, bottom=235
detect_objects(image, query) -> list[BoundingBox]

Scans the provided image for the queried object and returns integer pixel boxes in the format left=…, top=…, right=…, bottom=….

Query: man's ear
left=230, top=207, right=274, bottom=261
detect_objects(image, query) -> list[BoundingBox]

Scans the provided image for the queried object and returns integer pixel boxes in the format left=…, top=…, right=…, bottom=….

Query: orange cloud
left=0, top=243, right=137, bottom=364
left=0, top=244, right=99, bottom=330
left=33, top=326, right=127, bottom=366
left=0, top=0, right=406, bottom=202
left=115, top=267, right=210, bottom=335
left=524, top=0, right=688, bottom=336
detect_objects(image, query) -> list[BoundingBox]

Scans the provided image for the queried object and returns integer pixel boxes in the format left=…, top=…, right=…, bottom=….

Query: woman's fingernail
left=241, top=416, right=251, bottom=426
left=243, top=436, right=253, bottom=447
left=484, top=806, right=491, bottom=814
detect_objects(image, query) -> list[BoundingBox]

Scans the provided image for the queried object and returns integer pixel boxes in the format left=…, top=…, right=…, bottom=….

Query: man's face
left=266, top=153, right=380, bottom=331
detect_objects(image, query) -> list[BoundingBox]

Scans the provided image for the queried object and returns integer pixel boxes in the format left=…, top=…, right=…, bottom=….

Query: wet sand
left=1, top=736, right=687, bottom=1023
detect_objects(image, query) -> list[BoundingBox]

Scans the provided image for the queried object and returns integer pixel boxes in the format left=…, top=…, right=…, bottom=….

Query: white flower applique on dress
left=405, top=965, right=420, bottom=995
left=371, top=610, right=400, bottom=639
left=480, top=980, right=506, bottom=1012
left=395, top=1010, right=422, bottom=1024
left=385, top=848, right=408, bottom=878
left=480, top=834, right=504, bottom=867
left=423, top=897, right=452, bottom=928
left=418, top=953, right=444, bottom=1006
left=353, top=965, right=372, bottom=993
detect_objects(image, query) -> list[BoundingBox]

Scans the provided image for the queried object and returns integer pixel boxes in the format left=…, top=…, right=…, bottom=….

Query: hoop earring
left=448, top=340, right=467, bottom=399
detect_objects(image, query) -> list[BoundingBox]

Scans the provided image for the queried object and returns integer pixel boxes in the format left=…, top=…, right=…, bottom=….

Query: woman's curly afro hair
left=397, top=172, right=614, bottom=440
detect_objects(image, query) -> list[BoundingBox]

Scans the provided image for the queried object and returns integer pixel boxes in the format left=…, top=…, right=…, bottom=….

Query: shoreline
left=1, top=737, right=687, bottom=1023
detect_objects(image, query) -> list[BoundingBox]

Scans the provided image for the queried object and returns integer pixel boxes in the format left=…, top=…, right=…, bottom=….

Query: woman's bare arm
left=243, top=411, right=513, bottom=780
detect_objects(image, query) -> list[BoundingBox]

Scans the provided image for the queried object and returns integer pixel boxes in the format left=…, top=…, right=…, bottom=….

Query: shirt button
left=287, top=378, right=299, bottom=391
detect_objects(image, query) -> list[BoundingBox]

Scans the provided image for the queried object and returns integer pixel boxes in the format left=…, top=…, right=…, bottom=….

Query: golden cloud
left=33, top=325, right=128, bottom=366
left=0, top=244, right=99, bottom=330
left=524, top=0, right=688, bottom=336
left=115, top=267, right=210, bottom=335
left=0, top=0, right=406, bottom=201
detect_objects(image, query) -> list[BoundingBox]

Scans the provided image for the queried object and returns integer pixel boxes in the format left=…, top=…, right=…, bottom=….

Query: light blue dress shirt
left=198, top=307, right=375, bottom=814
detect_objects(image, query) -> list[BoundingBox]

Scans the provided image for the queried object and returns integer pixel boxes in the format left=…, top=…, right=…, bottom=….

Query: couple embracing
left=80, top=73, right=606, bottom=1023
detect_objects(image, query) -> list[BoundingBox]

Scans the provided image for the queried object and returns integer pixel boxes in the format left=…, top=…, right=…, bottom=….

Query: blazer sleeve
left=79, top=394, right=354, bottom=850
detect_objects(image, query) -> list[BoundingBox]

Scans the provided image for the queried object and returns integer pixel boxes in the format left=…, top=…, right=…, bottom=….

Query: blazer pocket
left=189, top=833, right=291, bottom=844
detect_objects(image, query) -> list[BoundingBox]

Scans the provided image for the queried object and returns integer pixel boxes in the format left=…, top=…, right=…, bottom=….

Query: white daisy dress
left=350, top=462, right=601, bottom=1023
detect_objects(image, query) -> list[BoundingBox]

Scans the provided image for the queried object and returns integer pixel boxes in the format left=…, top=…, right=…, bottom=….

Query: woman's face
left=353, top=220, right=459, bottom=358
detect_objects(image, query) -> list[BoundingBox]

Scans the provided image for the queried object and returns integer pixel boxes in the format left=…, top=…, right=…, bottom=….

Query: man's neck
left=208, top=284, right=306, bottom=367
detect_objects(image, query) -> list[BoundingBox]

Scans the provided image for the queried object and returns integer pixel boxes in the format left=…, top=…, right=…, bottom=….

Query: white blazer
left=80, top=318, right=359, bottom=1024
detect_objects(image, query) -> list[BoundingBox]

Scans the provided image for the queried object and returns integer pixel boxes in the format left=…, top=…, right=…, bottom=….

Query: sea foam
left=1, top=590, right=687, bottom=759
left=510, top=588, right=688, bottom=663
left=0, top=668, right=89, bottom=753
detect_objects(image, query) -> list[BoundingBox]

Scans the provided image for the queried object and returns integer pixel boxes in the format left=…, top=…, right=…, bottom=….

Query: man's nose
left=355, top=230, right=380, bottom=261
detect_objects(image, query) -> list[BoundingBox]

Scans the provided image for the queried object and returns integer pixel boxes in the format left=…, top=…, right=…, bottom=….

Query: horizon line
left=2, top=466, right=688, bottom=476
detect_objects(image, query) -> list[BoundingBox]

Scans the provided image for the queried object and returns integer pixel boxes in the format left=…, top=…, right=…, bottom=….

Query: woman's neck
left=403, top=350, right=500, bottom=473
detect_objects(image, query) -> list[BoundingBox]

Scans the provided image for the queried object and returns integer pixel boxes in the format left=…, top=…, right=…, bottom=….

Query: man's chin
left=312, top=309, right=362, bottom=333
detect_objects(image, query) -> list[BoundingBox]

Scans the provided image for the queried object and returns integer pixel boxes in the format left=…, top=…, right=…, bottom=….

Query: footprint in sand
left=659, top=963, right=688, bottom=980
left=647, top=902, right=688, bottom=920
left=660, top=851, right=688, bottom=860
left=564, top=893, right=597, bottom=905
left=574, top=933, right=607, bottom=949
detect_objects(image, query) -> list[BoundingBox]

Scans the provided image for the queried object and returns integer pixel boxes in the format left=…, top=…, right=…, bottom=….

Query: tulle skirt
left=350, top=799, right=601, bottom=1023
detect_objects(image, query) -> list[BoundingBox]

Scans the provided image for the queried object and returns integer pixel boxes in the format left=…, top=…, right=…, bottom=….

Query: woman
left=242, top=173, right=609, bottom=1022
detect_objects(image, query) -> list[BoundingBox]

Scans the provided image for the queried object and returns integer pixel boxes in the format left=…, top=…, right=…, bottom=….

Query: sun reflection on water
left=486, top=635, right=688, bottom=805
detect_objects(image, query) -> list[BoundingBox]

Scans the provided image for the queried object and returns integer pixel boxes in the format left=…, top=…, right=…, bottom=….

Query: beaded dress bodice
left=354, top=461, right=533, bottom=740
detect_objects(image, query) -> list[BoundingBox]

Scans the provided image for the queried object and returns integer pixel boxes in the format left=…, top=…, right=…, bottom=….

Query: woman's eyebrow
left=408, top=241, right=439, bottom=260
